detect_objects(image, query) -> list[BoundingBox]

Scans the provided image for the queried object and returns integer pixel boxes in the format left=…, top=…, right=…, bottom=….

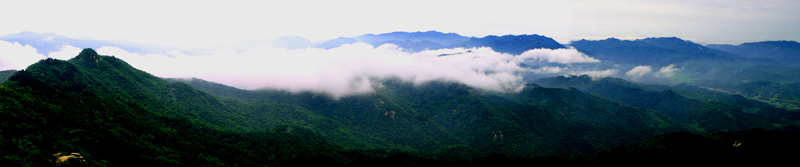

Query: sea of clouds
left=0, top=39, right=677, bottom=98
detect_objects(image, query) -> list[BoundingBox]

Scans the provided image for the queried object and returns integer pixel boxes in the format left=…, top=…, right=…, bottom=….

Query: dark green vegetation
left=172, top=77, right=684, bottom=156
left=2, top=49, right=799, bottom=166
left=570, top=37, right=800, bottom=110
left=535, top=75, right=800, bottom=131
left=570, top=128, right=800, bottom=166
left=0, top=70, right=16, bottom=83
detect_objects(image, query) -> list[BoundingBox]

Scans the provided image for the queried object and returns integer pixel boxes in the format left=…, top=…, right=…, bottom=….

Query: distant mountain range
left=569, top=37, right=741, bottom=66
left=266, top=31, right=566, bottom=54
left=1, top=49, right=683, bottom=165
left=0, top=31, right=169, bottom=55
left=534, top=75, right=799, bottom=131
left=707, top=41, right=800, bottom=64
left=5, top=30, right=799, bottom=61
left=2, top=43, right=800, bottom=165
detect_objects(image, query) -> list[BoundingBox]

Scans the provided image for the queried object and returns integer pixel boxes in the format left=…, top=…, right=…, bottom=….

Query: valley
left=2, top=31, right=800, bottom=166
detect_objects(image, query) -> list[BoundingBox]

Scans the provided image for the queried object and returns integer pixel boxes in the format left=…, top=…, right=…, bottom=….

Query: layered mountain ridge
left=5, top=48, right=788, bottom=166
left=3, top=29, right=800, bottom=166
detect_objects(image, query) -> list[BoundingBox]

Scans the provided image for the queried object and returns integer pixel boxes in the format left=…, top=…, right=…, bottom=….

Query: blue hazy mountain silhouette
left=707, top=41, right=800, bottom=63
left=570, top=37, right=740, bottom=66
left=0, top=31, right=165, bottom=55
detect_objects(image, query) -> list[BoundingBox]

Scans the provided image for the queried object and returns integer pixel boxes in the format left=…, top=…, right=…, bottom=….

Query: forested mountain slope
left=3, top=48, right=797, bottom=166
left=0, top=49, right=348, bottom=166
left=171, top=76, right=686, bottom=156
left=0, top=70, right=15, bottom=83
left=534, top=75, right=800, bottom=131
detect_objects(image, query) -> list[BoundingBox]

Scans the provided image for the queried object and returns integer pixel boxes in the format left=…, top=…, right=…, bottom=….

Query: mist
left=1, top=39, right=614, bottom=98
left=95, top=42, right=611, bottom=98
left=0, top=40, right=46, bottom=70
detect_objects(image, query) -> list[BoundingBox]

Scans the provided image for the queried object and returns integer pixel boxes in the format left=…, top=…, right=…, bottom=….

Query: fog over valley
left=2, top=35, right=616, bottom=98
left=2, top=0, right=800, bottom=166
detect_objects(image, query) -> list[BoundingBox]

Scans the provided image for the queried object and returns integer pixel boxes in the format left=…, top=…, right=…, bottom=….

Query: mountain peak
left=72, top=48, right=109, bottom=68
left=77, top=48, right=99, bottom=58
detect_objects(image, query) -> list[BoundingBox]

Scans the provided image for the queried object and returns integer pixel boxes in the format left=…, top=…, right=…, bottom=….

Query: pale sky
left=4, top=0, right=776, bottom=95
left=2, top=0, right=798, bottom=47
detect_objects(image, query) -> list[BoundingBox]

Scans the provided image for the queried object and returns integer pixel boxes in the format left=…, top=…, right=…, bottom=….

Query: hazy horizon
left=2, top=0, right=798, bottom=47
left=2, top=0, right=798, bottom=97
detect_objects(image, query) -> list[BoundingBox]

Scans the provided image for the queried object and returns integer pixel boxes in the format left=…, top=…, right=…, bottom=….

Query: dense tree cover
left=568, top=128, right=800, bottom=167
left=570, top=37, right=800, bottom=114
left=3, top=48, right=799, bottom=166
left=0, top=70, right=16, bottom=83
left=732, top=81, right=800, bottom=102
left=534, top=75, right=800, bottom=132
left=174, top=76, right=688, bottom=156
left=569, top=37, right=794, bottom=86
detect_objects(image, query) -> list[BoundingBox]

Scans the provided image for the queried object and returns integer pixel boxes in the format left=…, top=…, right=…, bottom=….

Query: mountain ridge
left=2, top=48, right=799, bottom=166
left=707, top=40, right=800, bottom=64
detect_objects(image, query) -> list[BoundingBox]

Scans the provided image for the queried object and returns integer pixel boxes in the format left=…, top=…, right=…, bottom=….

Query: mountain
left=570, top=38, right=676, bottom=65
left=707, top=40, right=800, bottom=64
left=173, top=76, right=685, bottom=156
left=453, top=34, right=566, bottom=55
left=354, top=31, right=470, bottom=47
left=3, top=48, right=682, bottom=165
left=639, top=37, right=739, bottom=58
left=570, top=37, right=737, bottom=66
left=345, top=31, right=566, bottom=54
left=2, top=48, right=798, bottom=166
left=731, top=81, right=800, bottom=107
left=1, top=48, right=679, bottom=165
left=1, top=49, right=256, bottom=166
left=568, top=37, right=794, bottom=88
left=317, top=37, right=358, bottom=49
left=534, top=75, right=800, bottom=131
left=0, top=70, right=15, bottom=83
left=372, top=40, right=445, bottom=52
left=0, top=31, right=165, bottom=55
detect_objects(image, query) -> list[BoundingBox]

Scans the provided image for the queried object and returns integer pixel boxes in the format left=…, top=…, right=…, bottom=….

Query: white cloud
left=91, top=43, right=606, bottom=98
left=0, top=40, right=47, bottom=70
left=569, top=69, right=619, bottom=79
left=515, top=48, right=600, bottom=64
left=655, top=64, right=680, bottom=78
left=47, top=44, right=83, bottom=60
left=531, top=66, right=565, bottom=74
left=625, top=65, right=652, bottom=78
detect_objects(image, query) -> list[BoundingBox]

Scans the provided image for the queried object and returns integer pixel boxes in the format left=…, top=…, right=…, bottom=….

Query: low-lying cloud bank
left=0, top=40, right=46, bottom=70
left=570, top=69, right=620, bottom=79
left=101, top=43, right=604, bottom=98
left=1, top=40, right=612, bottom=98
left=517, top=48, right=600, bottom=64
left=625, top=64, right=681, bottom=79
left=0, top=40, right=83, bottom=70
